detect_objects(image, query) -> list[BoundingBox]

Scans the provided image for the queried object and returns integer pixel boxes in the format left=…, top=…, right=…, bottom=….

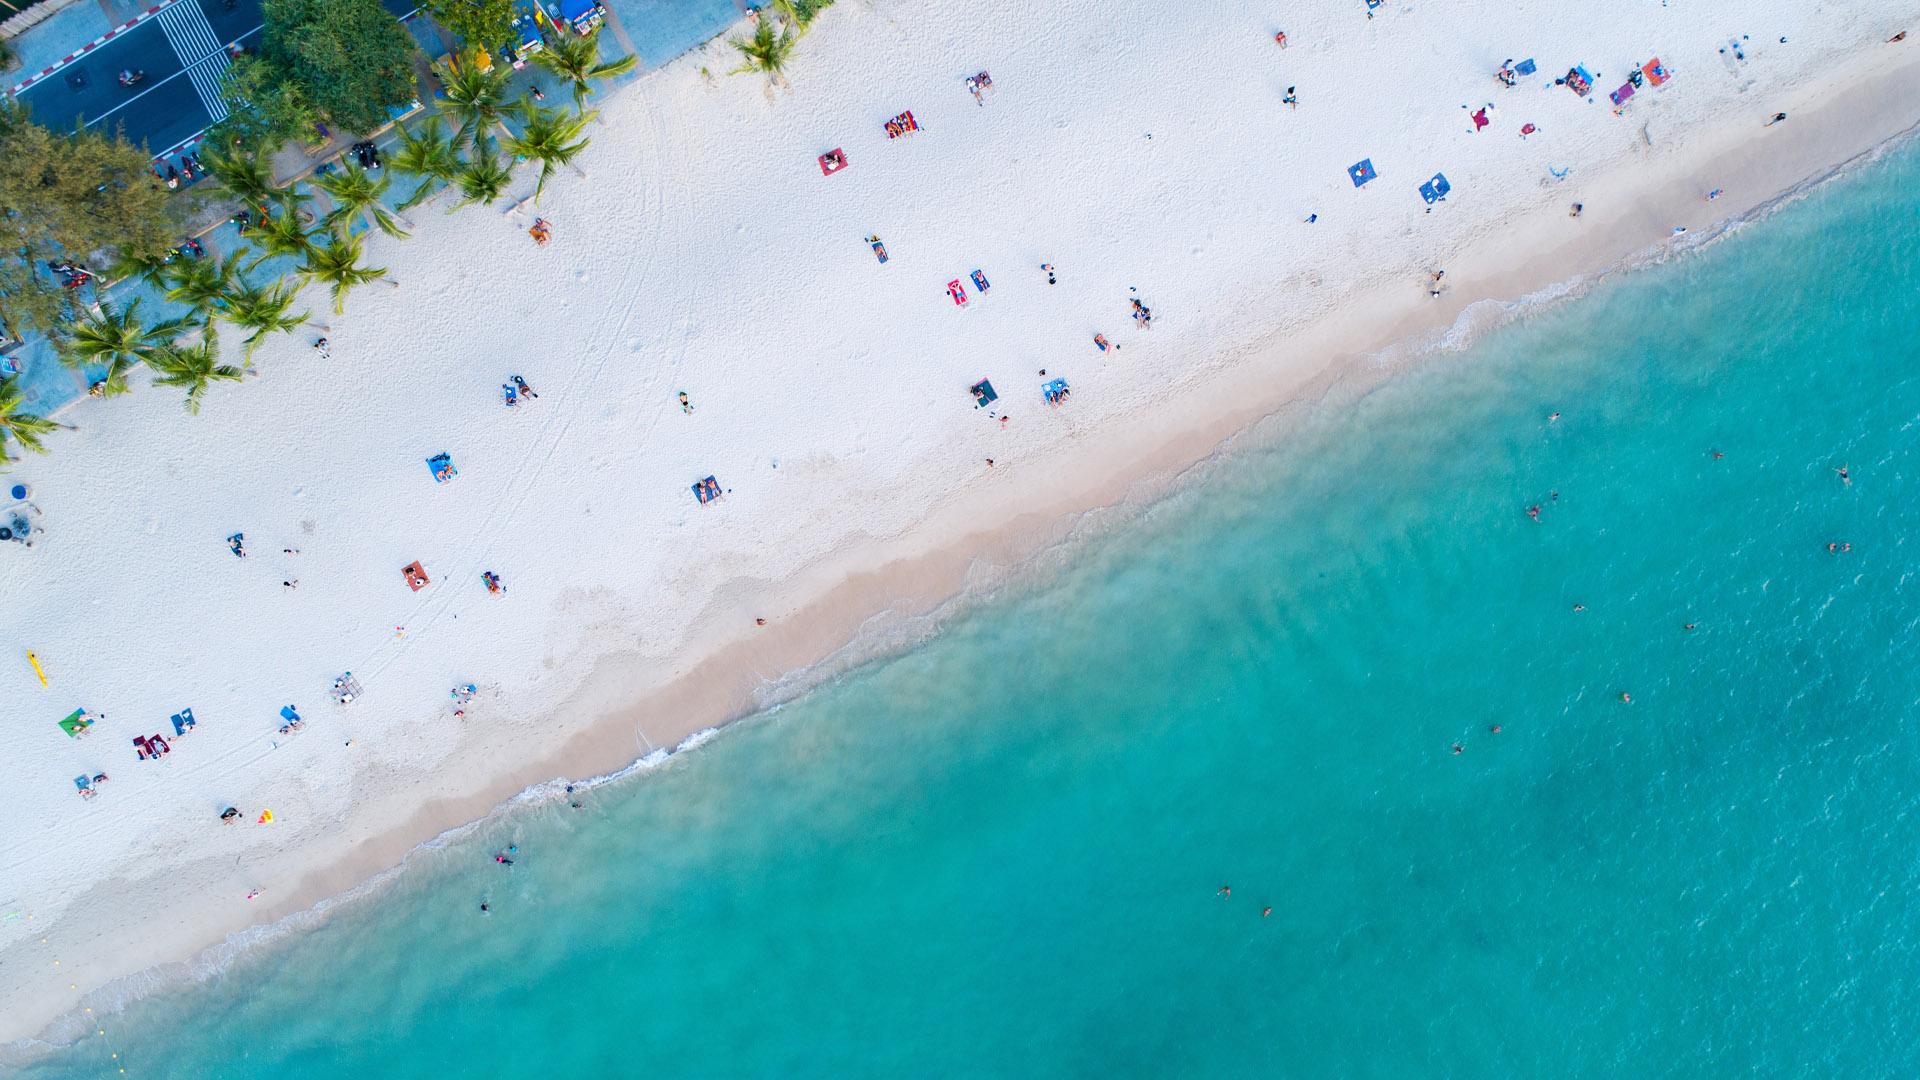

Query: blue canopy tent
left=553, top=0, right=604, bottom=34
left=1348, top=158, right=1378, bottom=188
left=1418, top=172, right=1451, bottom=205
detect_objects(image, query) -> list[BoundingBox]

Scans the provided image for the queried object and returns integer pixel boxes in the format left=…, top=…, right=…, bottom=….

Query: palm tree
left=313, top=161, right=411, bottom=239
left=242, top=208, right=318, bottom=271
left=505, top=104, right=593, bottom=202
left=729, top=18, right=796, bottom=83
left=198, top=142, right=288, bottom=216
left=438, top=56, right=514, bottom=148
left=298, top=228, right=392, bottom=314
left=109, top=248, right=172, bottom=292
left=217, top=275, right=312, bottom=357
left=532, top=28, right=637, bottom=114
left=389, top=113, right=463, bottom=209
left=149, top=332, right=245, bottom=414
left=161, top=252, right=241, bottom=328
left=452, top=139, right=515, bottom=210
left=58, top=298, right=175, bottom=376
left=0, top=378, right=64, bottom=463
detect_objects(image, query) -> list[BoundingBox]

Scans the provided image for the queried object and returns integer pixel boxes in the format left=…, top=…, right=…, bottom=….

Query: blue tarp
left=1348, top=158, right=1378, bottom=187
left=1418, top=172, right=1451, bottom=205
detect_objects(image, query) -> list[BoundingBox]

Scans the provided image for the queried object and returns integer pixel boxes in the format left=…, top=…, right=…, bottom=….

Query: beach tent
left=1418, top=173, right=1451, bottom=205
left=1347, top=158, right=1377, bottom=188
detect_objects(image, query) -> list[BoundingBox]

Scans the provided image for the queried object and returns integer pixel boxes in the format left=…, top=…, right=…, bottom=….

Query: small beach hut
left=1347, top=159, right=1378, bottom=188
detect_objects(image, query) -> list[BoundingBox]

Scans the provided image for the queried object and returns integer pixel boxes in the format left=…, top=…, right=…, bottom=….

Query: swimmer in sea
left=1711, top=449, right=1725, bottom=460
left=480, top=901, right=490, bottom=913
left=1526, top=505, right=1542, bottom=521
left=1451, top=743, right=1463, bottom=755
left=1548, top=411, right=1561, bottom=422
left=1573, top=603, right=1585, bottom=612
left=1218, top=885, right=1231, bottom=898
left=1837, top=465, right=1850, bottom=485
left=1262, top=907, right=1273, bottom=918
left=1684, top=623, right=1697, bottom=631
left=495, top=854, right=513, bottom=866
left=1620, top=692, right=1632, bottom=704
left=1490, top=725, right=1502, bottom=734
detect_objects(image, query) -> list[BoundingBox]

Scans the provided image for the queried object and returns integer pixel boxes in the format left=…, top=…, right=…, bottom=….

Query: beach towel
left=427, top=453, right=456, bottom=482
left=947, top=280, right=969, bottom=306
left=1418, top=173, right=1451, bottom=205
left=1609, top=82, right=1636, bottom=107
left=170, top=708, right=196, bottom=736
left=1348, top=158, right=1378, bottom=188
left=970, top=269, right=991, bottom=293
left=971, top=380, right=998, bottom=407
left=1564, top=66, right=1593, bottom=96
left=1642, top=58, right=1670, bottom=87
left=1515, top=58, right=1537, bottom=76
left=818, top=149, right=847, bottom=176
left=59, top=709, right=93, bottom=738
left=1471, top=107, right=1490, bottom=131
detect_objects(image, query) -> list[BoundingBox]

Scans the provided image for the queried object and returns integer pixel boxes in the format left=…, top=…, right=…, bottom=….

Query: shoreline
left=6, top=3, right=1920, bottom=1057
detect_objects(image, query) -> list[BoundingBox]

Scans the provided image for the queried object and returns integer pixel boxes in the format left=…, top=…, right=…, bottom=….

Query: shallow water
left=21, top=139, right=1920, bottom=1078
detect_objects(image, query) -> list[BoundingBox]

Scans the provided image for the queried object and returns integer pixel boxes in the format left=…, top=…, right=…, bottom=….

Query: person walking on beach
left=1764, top=112, right=1788, bottom=126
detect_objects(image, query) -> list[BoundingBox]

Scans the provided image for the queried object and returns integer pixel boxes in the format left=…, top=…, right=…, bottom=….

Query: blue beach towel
left=1348, top=159, right=1378, bottom=187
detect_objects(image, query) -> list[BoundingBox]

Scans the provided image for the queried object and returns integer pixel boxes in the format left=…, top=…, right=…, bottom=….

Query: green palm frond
left=532, top=28, right=637, bottom=113
left=389, top=113, right=464, bottom=209
left=149, top=330, right=245, bottom=414
left=297, top=229, right=389, bottom=314
left=314, top=161, right=411, bottom=239
left=505, top=104, right=593, bottom=202
left=0, top=377, right=62, bottom=462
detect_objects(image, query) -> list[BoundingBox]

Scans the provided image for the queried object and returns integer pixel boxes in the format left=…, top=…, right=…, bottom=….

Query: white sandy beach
left=4, top=0, right=1919, bottom=1050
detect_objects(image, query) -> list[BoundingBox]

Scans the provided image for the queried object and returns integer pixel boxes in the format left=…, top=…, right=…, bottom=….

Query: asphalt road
left=15, top=0, right=419, bottom=161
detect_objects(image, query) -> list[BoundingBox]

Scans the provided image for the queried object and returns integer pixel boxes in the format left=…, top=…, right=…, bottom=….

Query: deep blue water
left=20, top=139, right=1920, bottom=1079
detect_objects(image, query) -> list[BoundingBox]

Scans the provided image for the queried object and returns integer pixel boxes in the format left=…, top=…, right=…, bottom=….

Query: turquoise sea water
left=22, top=140, right=1920, bottom=1078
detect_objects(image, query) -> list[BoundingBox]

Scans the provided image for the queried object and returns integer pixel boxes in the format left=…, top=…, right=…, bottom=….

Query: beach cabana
left=1348, top=159, right=1377, bottom=188
left=1418, top=173, right=1451, bottom=205
left=555, top=0, right=604, bottom=34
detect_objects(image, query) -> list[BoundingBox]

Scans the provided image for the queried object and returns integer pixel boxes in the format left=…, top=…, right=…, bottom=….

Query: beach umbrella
left=1348, top=158, right=1377, bottom=188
